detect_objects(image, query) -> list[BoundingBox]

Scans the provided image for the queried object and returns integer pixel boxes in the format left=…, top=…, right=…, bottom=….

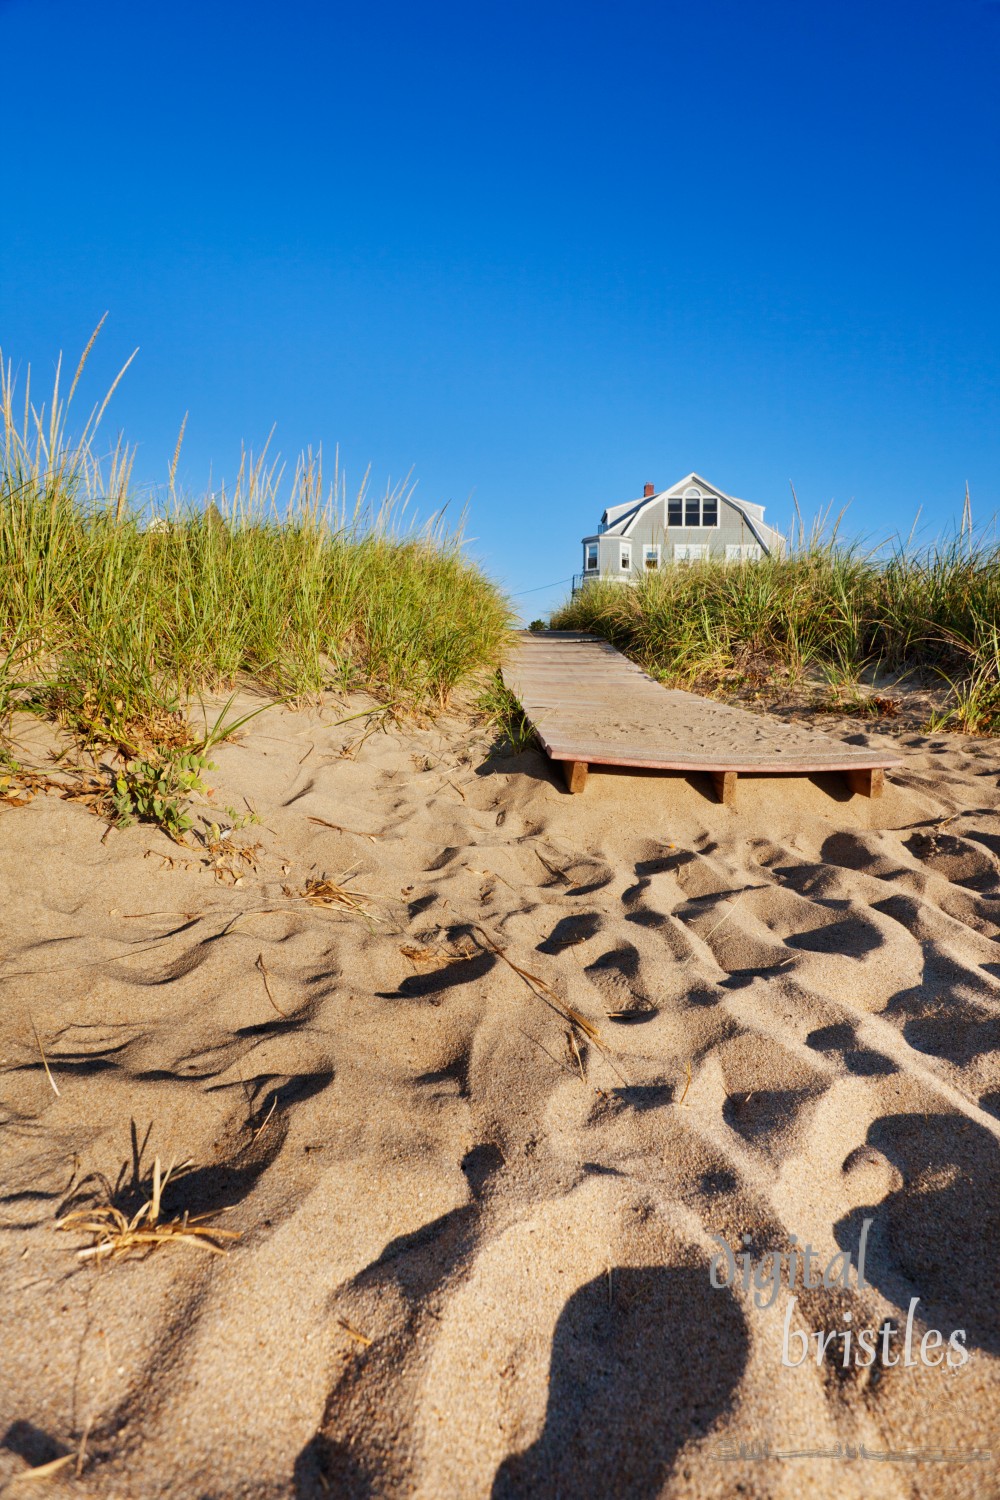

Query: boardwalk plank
left=502, top=632, right=902, bottom=795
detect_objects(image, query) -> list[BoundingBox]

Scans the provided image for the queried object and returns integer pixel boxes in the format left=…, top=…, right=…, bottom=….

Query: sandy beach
left=2, top=695, right=999, bottom=1498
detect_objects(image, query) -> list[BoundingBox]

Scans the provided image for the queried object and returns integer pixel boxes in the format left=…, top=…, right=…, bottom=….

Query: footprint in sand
left=905, top=830, right=1000, bottom=891
left=806, top=1021, right=899, bottom=1077
left=584, top=944, right=658, bottom=1016
left=491, top=1265, right=748, bottom=1499
left=835, top=1111, right=1000, bottom=1358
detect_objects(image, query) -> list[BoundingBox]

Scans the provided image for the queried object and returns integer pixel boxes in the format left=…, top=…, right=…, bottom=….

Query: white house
left=577, top=472, right=785, bottom=587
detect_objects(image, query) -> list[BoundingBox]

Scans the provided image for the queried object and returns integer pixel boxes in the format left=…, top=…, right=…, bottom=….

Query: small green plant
left=0, top=744, right=22, bottom=798
left=195, top=692, right=278, bottom=753
left=112, top=750, right=216, bottom=838
left=477, top=674, right=536, bottom=754
left=224, top=803, right=261, bottom=829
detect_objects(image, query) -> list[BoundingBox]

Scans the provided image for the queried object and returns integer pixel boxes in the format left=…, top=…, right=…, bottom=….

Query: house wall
left=589, top=499, right=777, bottom=579
left=632, top=498, right=760, bottom=562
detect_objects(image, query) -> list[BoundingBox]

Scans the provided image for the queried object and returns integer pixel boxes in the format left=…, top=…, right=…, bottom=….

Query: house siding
left=580, top=475, right=783, bottom=583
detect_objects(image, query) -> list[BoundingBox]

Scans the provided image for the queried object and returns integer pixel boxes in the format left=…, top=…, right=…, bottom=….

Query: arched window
left=668, top=487, right=720, bottom=527
left=684, top=487, right=702, bottom=526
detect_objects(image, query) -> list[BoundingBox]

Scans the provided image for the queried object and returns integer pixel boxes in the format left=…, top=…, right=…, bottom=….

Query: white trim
left=620, top=542, right=632, bottom=571
left=642, top=543, right=661, bottom=570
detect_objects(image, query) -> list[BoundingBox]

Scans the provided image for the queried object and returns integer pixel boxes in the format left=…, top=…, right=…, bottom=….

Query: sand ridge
left=1, top=697, right=999, bottom=1497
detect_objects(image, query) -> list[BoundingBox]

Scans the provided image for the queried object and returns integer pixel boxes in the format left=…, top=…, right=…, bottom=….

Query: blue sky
left=2, top=0, right=998, bottom=619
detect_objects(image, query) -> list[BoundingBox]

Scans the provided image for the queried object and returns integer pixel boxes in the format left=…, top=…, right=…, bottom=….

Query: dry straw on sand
left=55, top=1156, right=240, bottom=1262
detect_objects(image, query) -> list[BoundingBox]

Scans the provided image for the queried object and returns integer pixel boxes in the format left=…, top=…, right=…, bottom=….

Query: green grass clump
left=476, top=673, right=537, bottom=753
left=0, top=326, right=513, bottom=758
left=551, top=534, right=1000, bottom=733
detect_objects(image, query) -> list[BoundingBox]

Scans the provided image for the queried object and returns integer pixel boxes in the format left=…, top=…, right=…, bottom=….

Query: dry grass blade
left=516, top=1026, right=576, bottom=1078
left=252, top=1098, right=278, bottom=1142
left=702, top=889, right=748, bottom=941
left=677, top=1059, right=693, bottom=1108
left=13, top=1453, right=75, bottom=1482
left=497, top=950, right=603, bottom=1043
left=534, top=850, right=572, bottom=885
left=400, top=943, right=450, bottom=968
left=300, top=873, right=382, bottom=921
left=256, top=952, right=289, bottom=1016
left=469, top=923, right=615, bottom=1056
left=568, top=1029, right=586, bottom=1082
left=308, top=815, right=378, bottom=842
left=30, top=1015, right=60, bottom=1097
left=55, top=1155, right=240, bottom=1261
left=337, top=1317, right=373, bottom=1348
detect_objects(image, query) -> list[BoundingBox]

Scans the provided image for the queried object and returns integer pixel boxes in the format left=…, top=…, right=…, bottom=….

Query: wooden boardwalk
left=502, top=632, right=903, bottom=800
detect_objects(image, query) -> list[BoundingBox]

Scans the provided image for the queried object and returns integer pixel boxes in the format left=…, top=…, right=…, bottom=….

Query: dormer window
left=668, top=488, right=720, bottom=527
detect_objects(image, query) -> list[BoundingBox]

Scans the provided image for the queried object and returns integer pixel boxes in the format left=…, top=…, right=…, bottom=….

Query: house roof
left=597, top=471, right=781, bottom=553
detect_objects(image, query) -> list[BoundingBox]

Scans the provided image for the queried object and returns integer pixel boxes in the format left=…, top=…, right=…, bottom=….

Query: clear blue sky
left=3, top=0, right=998, bottom=619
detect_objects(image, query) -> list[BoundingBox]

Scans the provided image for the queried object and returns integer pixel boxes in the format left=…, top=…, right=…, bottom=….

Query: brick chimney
left=643, top=482, right=655, bottom=498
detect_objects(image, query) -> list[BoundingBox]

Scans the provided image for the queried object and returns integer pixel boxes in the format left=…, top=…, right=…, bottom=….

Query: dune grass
left=551, top=533, right=1000, bottom=733
left=0, top=327, right=513, bottom=763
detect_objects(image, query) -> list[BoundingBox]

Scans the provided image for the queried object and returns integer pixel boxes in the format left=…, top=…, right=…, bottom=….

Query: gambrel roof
left=597, top=472, right=779, bottom=554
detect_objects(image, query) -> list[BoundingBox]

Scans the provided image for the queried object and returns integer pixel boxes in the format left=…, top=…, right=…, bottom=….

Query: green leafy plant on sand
left=109, top=696, right=274, bottom=838
left=112, top=750, right=216, bottom=838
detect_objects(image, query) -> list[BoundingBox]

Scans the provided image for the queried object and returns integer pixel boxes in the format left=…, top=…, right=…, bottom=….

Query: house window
left=669, top=490, right=720, bottom=526
left=725, top=543, right=762, bottom=562
left=585, top=542, right=598, bottom=571
left=643, top=545, right=660, bottom=570
left=620, top=544, right=632, bottom=571
left=674, top=543, right=709, bottom=563
left=684, top=488, right=701, bottom=526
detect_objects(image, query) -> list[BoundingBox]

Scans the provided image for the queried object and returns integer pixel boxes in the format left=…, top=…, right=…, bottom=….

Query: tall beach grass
left=1, top=327, right=513, bottom=752
left=551, top=530, right=1000, bottom=733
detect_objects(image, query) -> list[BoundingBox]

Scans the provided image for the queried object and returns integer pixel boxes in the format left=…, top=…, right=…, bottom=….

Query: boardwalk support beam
left=711, top=771, right=737, bottom=806
left=561, top=760, right=589, bottom=794
left=844, top=767, right=884, bottom=799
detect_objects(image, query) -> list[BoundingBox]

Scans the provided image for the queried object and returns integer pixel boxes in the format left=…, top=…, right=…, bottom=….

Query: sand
left=1, top=691, right=999, bottom=1498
